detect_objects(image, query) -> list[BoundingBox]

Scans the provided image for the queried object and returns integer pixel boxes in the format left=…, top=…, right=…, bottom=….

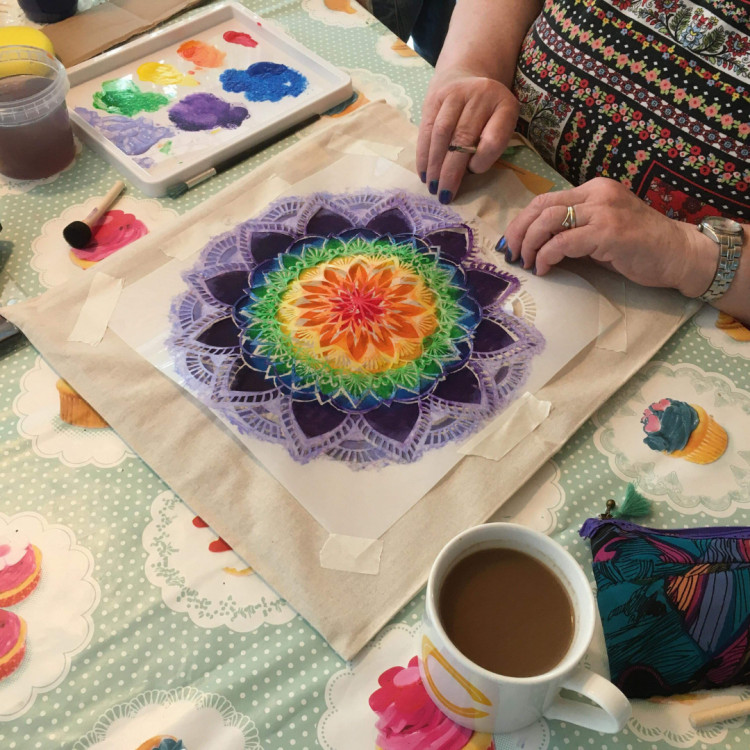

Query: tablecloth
left=1, top=0, right=749, bottom=748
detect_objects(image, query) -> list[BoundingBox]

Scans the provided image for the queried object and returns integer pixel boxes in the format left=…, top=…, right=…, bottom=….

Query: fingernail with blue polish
left=439, top=189, right=452, bottom=205
left=495, top=236, right=507, bottom=253
left=429, top=180, right=438, bottom=195
left=420, top=172, right=426, bottom=184
left=531, top=264, right=537, bottom=275
left=504, top=249, right=513, bottom=264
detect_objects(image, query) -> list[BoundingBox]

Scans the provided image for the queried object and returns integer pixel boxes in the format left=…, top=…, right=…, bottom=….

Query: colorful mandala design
left=168, top=190, right=544, bottom=467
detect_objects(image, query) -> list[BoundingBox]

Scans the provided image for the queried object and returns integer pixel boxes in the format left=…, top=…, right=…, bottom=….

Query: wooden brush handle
left=690, top=700, right=750, bottom=728
left=84, top=180, right=124, bottom=227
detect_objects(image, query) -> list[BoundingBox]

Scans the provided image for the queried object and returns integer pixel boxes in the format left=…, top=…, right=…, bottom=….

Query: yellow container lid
left=0, top=27, right=55, bottom=56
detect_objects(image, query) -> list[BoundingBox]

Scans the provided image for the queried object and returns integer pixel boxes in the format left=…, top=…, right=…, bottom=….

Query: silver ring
left=448, top=144, right=478, bottom=154
left=561, top=205, right=577, bottom=230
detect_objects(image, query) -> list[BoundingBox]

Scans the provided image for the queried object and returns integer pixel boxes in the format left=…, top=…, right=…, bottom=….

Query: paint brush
left=166, top=114, right=321, bottom=199
left=690, top=700, right=750, bottom=728
left=63, top=180, right=125, bottom=249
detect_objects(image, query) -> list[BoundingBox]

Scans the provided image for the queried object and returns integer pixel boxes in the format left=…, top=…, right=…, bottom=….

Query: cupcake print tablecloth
left=1, top=0, right=750, bottom=748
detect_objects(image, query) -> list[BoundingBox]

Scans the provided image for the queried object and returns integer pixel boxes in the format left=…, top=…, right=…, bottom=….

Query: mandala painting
left=168, top=190, right=544, bottom=468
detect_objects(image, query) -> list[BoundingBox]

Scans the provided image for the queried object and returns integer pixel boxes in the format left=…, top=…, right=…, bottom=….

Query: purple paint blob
left=219, top=62, right=308, bottom=103
left=75, top=107, right=173, bottom=155
left=168, top=92, right=249, bottom=132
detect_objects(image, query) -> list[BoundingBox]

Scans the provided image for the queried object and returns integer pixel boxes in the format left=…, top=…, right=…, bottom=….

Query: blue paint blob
left=220, top=62, right=308, bottom=103
left=168, top=92, right=249, bottom=132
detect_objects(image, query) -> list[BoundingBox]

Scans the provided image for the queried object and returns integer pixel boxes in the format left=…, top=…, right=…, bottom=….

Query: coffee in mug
left=420, top=523, right=631, bottom=734
left=439, top=547, right=574, bottom=677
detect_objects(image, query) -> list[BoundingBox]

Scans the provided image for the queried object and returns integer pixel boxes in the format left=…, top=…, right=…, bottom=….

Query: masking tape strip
left=68, top=272, right=123, bottom=345
left=326, top=132, right=403, bottom=161
left=161, top=174, right=292, bottom=261
left=595, top=280, right=628, bottom=353
left=319, top=534, right=384, bottom=575
left=458, top=392, right=552, bottom=461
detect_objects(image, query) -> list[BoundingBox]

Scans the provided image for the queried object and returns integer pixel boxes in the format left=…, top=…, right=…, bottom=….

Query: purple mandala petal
left=168, top=189, right=545, bottom=469
left=204, top=271, right=250, bottom=307
left=433, top=366, right=483, bottom=404
left=472, top=319, right=517, bottom=354
left=196, top=317, right=241, bottom=348
left=365, top=207, right=413, bottom=235
left=423, top=227, right=471, bottom=264
left=250, top=231, right=296, bottom=264
left=228, top=364, right=277, bottom=394
left=465, top=270, right=514, bottom=308
left=291, top=400, right=348, bottom=438
left=363, top=402, right=421, bottom=443
left=304, top=208, right=354, bottom=236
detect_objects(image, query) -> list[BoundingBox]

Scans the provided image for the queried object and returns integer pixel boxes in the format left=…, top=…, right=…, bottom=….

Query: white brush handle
left=83, top=180, right=124, bottom=227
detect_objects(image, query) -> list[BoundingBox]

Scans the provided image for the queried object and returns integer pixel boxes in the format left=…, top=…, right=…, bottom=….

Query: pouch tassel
left=599, top=483, right=651, bottom=520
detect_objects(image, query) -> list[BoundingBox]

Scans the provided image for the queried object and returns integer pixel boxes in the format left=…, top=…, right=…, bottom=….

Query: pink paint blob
left=177, top=39, right=226, bottom=68
left=70, top=209, right=148, bottom=263
left=223, top=30, right=258, bottom=48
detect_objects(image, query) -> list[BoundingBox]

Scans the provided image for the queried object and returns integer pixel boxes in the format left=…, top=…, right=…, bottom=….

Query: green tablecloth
left=1, top=1, right=750, bottom=748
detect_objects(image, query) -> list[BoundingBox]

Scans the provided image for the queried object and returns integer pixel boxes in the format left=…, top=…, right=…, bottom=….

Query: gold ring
left=561, top=205, right=577, bottom=230
left=448, top=144, right=478, bottom=154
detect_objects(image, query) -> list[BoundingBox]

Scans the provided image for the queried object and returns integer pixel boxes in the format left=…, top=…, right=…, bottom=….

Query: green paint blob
left=159, top=140, right=173, bottom=154
left=92, top=78, right=170, bottom=117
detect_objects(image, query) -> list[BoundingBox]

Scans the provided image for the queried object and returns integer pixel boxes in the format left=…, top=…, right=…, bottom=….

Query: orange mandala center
left=277, top=255, right=439, bottom=373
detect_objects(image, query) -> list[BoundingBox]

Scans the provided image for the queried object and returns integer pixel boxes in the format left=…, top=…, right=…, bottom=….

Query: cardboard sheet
left=45, top=0, right=204, bottom=68
left=2, top=102, right=699, bottom=659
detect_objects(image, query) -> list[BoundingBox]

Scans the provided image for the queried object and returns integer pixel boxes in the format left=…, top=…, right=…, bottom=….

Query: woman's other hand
left=416, top=70, right=519, bottom=204
left=502, top=177, right=718, bottom=297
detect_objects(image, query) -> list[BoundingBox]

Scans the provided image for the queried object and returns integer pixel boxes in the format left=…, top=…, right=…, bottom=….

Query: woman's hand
left=416, top=70, right=520, bottom=204
left=502, top=177, right=717, bottom=297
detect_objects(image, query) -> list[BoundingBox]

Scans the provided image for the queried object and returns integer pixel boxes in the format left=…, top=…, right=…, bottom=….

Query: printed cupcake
left=715, top=312, right=750, bottom=342
left=134, top=736, right=183, bottom=750
left=369, top=656, right=494, bottom=750
left=56, top=378, right=109, bottom=429
left=641, top=398, right=728, bottom=464
left=68, top=209, right=148, bottom=269
left=0, top=529, right=42, bottom=607
left=0, top=610, right=27, bottom=680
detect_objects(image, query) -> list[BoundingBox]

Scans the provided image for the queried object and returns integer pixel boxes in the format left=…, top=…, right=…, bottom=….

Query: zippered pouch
left=580, top=517, right=750, bottom=699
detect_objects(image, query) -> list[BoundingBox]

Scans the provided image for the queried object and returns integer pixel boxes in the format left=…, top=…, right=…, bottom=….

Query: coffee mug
left=420, top=523, right=632, bottom=734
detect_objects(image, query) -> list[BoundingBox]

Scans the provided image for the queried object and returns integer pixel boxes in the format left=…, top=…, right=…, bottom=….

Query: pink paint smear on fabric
left=70, top=210, right=148, bottom=262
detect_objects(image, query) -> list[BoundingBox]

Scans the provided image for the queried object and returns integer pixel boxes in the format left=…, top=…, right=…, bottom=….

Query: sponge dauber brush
left=63, top=180, right=125, bottom=249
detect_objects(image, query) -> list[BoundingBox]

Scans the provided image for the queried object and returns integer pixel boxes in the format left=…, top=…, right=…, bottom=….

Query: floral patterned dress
left=513, top=0, right=750, bottom=223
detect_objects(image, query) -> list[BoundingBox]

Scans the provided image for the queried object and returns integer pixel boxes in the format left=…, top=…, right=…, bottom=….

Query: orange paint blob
left=177, top=39, right=226, bottom=68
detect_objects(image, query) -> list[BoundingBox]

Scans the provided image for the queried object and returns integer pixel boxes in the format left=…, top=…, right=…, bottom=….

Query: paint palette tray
left=67, top=1, right=352, bottom=197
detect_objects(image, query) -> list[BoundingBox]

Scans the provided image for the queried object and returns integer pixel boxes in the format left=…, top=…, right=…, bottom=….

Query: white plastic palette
left=67, top=1, right=352, bottom=197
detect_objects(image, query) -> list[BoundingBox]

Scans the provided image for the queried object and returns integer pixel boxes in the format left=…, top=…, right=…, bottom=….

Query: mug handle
left=543, top=667, right=631, bottom=733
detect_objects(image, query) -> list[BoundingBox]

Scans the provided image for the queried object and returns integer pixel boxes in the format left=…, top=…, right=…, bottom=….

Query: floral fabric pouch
left=580, top=517, right=750, bottom=699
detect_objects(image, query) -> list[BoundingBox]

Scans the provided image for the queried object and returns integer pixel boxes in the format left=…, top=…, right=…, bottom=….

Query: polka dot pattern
left=1, top=1, right=749, bottom=748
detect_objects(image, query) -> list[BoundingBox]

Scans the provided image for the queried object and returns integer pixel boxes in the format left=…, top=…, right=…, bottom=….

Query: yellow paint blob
left=324, top=0, right=356, bottom=13
left=137, top=61, right=198, bottom=87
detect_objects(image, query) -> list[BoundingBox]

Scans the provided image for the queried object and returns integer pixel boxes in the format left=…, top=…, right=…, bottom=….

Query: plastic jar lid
left=0, top=45, right=70, bottom=127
